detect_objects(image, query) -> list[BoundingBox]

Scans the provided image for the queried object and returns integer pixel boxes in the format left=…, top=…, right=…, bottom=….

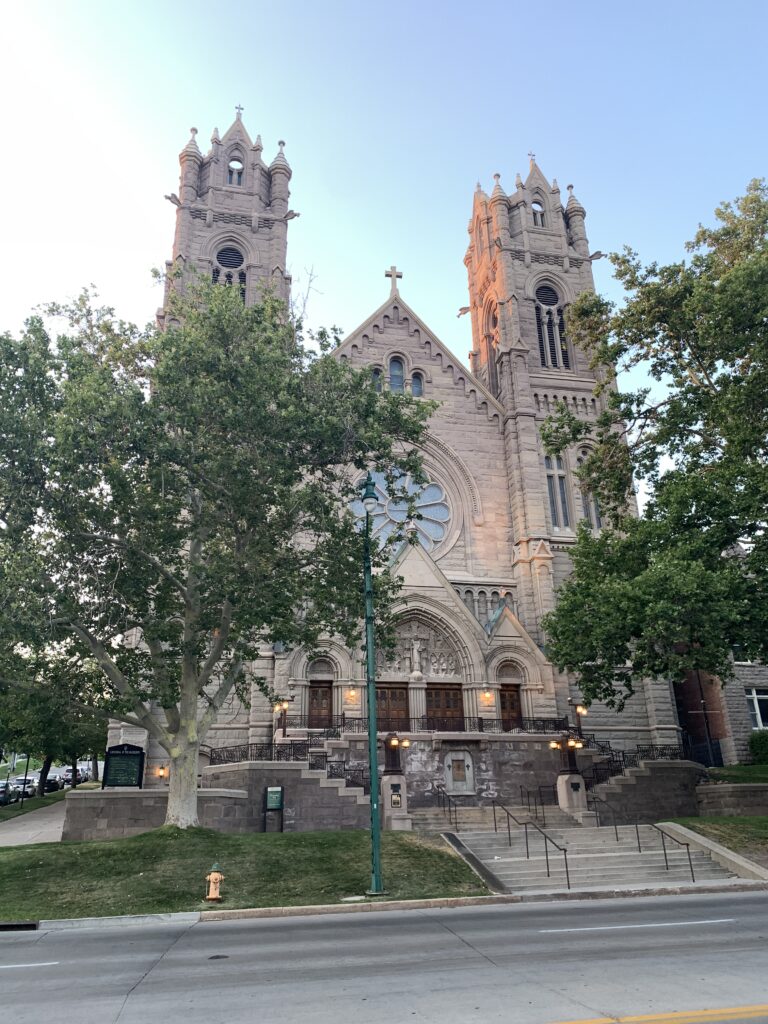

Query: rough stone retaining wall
left=201, top=762, right=370, bottom=833
left=697, top=784, right=768, bottom=817
left=591, top=761, right=701, bottom=824
left=62, top=788, right=254, bottom=841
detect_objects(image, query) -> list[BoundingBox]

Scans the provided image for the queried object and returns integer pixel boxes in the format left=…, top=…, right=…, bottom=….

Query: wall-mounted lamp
left=348, top=685, right=357, bottom=699
left=157, top=765, right=168, bottom=780
left=483, top=688, right=493, bottom=699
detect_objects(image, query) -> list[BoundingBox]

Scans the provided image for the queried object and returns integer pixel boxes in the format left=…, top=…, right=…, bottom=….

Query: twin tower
left=162, top=108, right=598, bottom=415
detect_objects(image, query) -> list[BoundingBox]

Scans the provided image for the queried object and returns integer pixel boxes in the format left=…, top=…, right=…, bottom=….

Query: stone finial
left=551, top=177, right=560, bottom=192
left=269, top=140, right=291, bottom=172
left=211, top=126, right=221, bottom=144
left=253, top=133, right=263, bottom=153
left=516, top=172, right=524, bottom=190
left=476, top=181, right=482, bottom=192
left=181, top=127, right=201, bottom=158
left=491, top=172, right=506, bottom=199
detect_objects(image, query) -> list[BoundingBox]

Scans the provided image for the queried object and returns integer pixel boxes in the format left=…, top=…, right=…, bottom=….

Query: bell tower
left=464, top=156, right=601, bottom=637
left=160, top=106, right=297, bottom=323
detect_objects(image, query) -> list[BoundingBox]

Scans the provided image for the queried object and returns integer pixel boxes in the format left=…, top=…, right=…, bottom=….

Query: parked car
left=63, top=768, right=85, bottom=786
left=14, top=776, right=38, bottom=798
left=0, top=781, right=20, bottom=805
left=43, top=775, right=63, bottom=793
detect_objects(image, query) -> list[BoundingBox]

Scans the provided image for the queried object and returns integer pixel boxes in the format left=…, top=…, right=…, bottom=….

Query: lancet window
left=545, top=455, right=571, bottom=529
left=535, top=284, right=571, bottom=370
left=576, top=449, right=602, bottom=529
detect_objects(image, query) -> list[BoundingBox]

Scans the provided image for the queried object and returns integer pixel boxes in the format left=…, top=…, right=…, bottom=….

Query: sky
left=2, top=0, right=766, bottom=367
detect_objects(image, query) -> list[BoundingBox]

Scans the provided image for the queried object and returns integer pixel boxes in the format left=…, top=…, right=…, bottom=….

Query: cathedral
left=127, top=108, right=761, bottom=800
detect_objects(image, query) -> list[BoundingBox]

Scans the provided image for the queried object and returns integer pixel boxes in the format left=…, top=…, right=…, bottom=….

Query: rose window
left=352, top=471, right=451, bottom=551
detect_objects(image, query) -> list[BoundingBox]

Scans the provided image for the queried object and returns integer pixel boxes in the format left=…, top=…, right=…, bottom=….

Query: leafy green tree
left=0, top=649, right=106, bottom=795
left=0, top=283, right=431, bottom=825
left=541, top=180, right=768, bottom=708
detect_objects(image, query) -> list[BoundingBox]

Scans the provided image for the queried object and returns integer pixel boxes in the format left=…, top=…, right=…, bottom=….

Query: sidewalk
left=0, top=799, right=66, bottom=847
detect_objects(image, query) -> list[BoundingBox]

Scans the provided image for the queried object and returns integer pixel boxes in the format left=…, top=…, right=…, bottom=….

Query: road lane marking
left=0, top=962, right=60, bottom=969
left=539, top=918, right=734, bottom=934
left=548, top=1003, right=768, bottom=1023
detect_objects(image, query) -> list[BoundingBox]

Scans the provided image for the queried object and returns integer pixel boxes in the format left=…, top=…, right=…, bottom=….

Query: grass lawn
left=675, top=815, right=768, bottom=869
left=706, top=764, right=768, bottom=784
left=0, top=827, right=487, bottom=922
left=0, top=782, right=99, bottom=823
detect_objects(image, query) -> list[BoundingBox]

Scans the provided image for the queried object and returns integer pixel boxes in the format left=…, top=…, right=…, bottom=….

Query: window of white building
left=746, top=687, right=768, bottom=730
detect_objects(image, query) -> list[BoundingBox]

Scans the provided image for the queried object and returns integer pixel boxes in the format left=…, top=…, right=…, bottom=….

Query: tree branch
left=73, top=532, right=190, bottom=605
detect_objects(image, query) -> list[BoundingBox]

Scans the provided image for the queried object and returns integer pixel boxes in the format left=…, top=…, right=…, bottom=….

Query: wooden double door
left=375, top=686, right=409, bottom=730
left=425, top=685, right=464, bottom=730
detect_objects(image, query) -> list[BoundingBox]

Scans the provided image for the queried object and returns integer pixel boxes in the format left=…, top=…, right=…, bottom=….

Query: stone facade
left=110, top=111, right=761, bottom=806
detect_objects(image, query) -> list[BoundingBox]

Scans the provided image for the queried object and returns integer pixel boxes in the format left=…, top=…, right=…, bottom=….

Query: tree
left=541, top=180, right=768, bottom=708
left=0, top=648, right=106, bottom=795
left=0, top=283, right=432, bottom=825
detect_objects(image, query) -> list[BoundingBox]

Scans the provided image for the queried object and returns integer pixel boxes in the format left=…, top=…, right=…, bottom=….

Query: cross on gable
left=385, top=265, right=402, bottom=296
left=235, top=104, right=244, bottom=118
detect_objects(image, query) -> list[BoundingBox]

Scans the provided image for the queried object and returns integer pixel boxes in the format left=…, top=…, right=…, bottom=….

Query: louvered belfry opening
left=211, top=247, right=246, bottom=301
left=534, top=285, right=570, bottom=369
left=216, top=246, right=244, bottom=269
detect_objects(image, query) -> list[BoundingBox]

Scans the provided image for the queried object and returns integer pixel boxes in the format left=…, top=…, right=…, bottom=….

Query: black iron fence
left=278, top=715, right=569, bottom=735
left=582, top=742, right=687, bottom=791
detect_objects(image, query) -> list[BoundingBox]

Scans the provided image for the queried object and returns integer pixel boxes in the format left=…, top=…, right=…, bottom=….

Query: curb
left=37, top=912, right=201, bottom=931
left=8, top=879, right=768, bottom=932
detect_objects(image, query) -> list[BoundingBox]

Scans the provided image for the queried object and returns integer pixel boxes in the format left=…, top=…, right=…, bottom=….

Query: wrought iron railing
left=582, top=742, right=686, bottom=790
left=278, top=715, right=569, bottom=735
left=208, top=739, right=372, bottom=794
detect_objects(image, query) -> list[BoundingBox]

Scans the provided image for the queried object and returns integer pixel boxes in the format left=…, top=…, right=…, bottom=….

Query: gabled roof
left=335, top=290, right=504, bottom=420
left=220, top=113, right=253, bottom=150
left=486, top=604, right=550, bottom=665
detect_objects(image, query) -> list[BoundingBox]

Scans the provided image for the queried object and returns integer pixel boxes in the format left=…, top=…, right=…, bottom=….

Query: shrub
left=748, top=730, right=768, bottom=764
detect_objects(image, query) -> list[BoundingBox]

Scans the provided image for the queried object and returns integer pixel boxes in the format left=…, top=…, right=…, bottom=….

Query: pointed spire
left=491, top=172, right=506, bottom=200
left=211, top=126, right=220, bottom=144
left=515, top=172, right=524, bottom=190
left=253, top=133, right=263, bottom=155
left=181, top=127, right=201, bottom=159
left=270, top=140, right=291, bottom=174
left=566, top=183, right=585, bottom=215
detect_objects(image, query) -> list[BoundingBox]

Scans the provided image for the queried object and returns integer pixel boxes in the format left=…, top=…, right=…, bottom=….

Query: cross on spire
left=235, top=104, right=244, bottom=118
left=528, top=150, right=536, bottom=164
left=385, top=265, right=402, bottom=296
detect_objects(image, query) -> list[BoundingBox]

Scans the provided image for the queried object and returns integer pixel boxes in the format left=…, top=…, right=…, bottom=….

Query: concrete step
left=455, top=823, right=737, bottom=893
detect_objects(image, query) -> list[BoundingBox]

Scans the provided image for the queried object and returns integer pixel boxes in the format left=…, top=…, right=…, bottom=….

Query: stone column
left=408, top=671, right=426, bottom=722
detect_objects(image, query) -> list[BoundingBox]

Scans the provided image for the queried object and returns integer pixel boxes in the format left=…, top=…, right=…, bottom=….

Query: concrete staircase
left=409, top=803, right=577, bottom=834
left=455, top=824, right=737, bottom=893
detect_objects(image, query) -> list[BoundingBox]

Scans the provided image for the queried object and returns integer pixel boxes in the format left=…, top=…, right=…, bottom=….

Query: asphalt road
left=2, top=892, right=768, bottom=1024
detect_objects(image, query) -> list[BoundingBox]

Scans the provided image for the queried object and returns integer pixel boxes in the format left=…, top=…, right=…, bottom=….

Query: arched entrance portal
left=375, top=616, right=467, bottom=730
left=307, top=658, right=334, bottom=729
left=498, top=661, right=524, bottom=731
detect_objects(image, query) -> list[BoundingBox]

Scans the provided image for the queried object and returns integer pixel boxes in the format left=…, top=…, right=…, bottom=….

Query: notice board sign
left=102, top=743, right=145, bottom=789
left=266, top=786, right=284, bottom=811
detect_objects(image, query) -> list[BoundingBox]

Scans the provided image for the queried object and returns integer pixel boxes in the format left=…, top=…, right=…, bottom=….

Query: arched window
left=227, top=157, right=244, bottom=186
left=411, top=372, right=424, bottom=397
left=371, top=367, right=383, bottom=393
left=389, top=357, right=404, bottom=394
left=532, top=201, right=546, bottom=228
left=545, top=455, right=571, bottom=529
left=535, top=285, right=571, bottom=370
left=212, top=246, right=246, bottom=300
left=576, top=449, right=602, bottom=529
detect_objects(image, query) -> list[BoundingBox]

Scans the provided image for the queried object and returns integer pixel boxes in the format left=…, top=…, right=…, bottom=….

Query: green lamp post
left=361, top=471, right=385, bottom=896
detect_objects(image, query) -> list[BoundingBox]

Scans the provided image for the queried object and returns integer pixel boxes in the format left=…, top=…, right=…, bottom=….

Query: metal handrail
left=587, top=793, right=620, bottom=843
left=519, top=784, right=546, bottom=827
left=652, top=824, right=696, bottom=882
left=492, top=800, right=570, bottom=889
left=434, top=784, right=460, bottom=831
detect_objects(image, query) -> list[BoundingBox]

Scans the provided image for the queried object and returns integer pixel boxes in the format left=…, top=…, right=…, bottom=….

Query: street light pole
left=361, top=472, right=385, bottom=896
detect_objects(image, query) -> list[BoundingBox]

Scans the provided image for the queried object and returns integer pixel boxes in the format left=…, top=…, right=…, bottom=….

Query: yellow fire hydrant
left=205, top=862, right=225, bottom=902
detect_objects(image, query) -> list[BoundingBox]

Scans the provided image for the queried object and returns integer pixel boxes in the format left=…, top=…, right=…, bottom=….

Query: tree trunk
left=71, top=759, right=78, bottom=789
left=165, top=740, right=200, bottom=828
left=91, top=752, right=99, bottom=783
left=37, top=754, right=53, bottom=798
